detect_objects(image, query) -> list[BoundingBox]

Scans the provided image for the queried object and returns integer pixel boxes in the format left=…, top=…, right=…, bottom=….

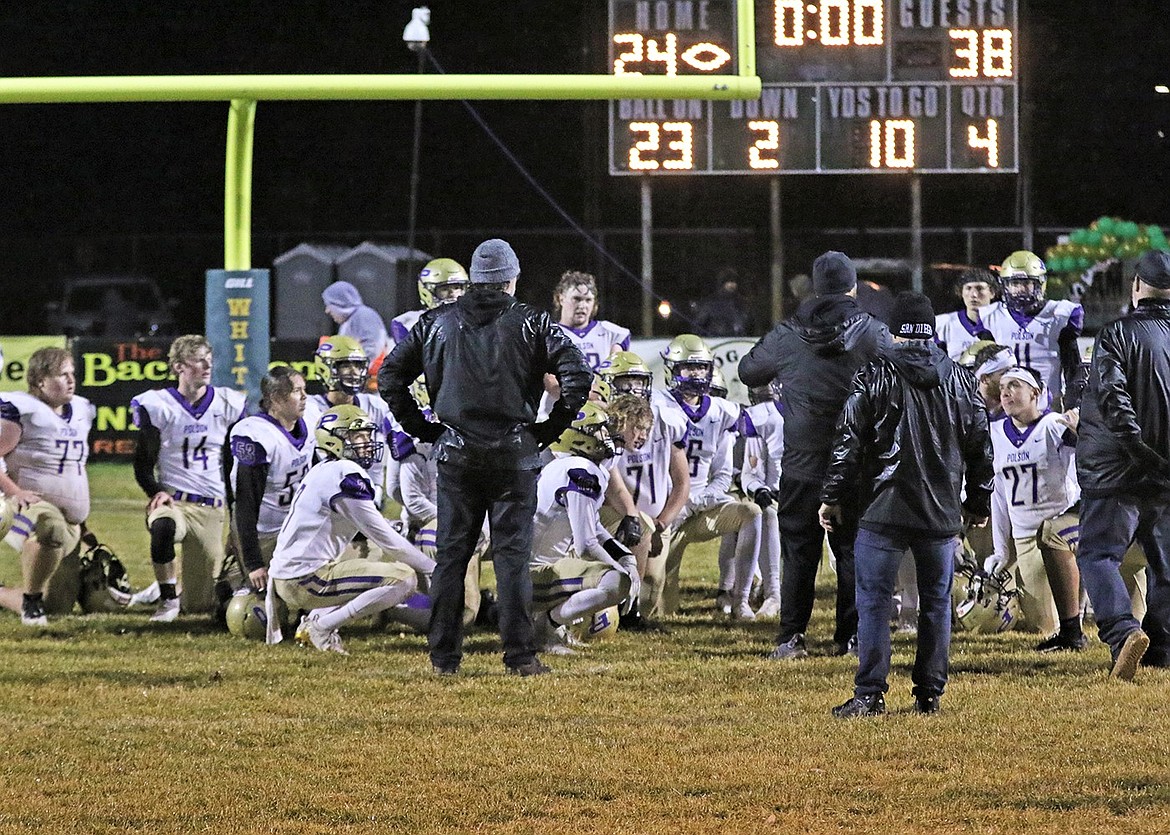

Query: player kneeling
left=531, top=402, right=641, bottom=655
left=267, top=405, right=435, bottom=655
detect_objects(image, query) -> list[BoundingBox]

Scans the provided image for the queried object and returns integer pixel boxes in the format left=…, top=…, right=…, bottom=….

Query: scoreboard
left=608, top=0, right=1018, bottom=174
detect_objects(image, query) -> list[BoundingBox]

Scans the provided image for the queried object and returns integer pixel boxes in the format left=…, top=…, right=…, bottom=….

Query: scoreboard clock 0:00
left=608, top=0, right=1018, bottom=174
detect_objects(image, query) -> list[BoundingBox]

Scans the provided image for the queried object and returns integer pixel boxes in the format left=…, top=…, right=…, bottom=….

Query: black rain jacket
left=738, top=294, right=891, bottom=483
left=821, top=340, right=994, bottom=537
left=1077, top=298, right=1170, bottom=497
left=378, top=287, right=592, bottom=470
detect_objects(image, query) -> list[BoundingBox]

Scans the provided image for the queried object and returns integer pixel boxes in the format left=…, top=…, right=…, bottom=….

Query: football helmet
left=572, top=605, right=620, bottom=641
left=225, top=588, right=283, bottom=641
left=78, top=543, right=133, bottom=613
left=998, top=250, right=1047, bottom=316
left=598, top=351, right=653, bottom=400
left=550, top=401, right=619, bottom=462
left=662, top=334, right=714, bottom=398
left=589, top=374, right=613, bottom=405
left=316, top=404, right=385, bottom=469
left=418, top=258, right=469, bottom=309
left=709, top=367, right=728, bottom=399
left=315, top=336, right=369, bottom=395
left=952, top=562, right=1020, bottom=634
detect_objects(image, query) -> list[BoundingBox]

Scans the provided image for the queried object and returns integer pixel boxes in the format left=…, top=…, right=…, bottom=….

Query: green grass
left=1, top=463, right=1169, bottom=834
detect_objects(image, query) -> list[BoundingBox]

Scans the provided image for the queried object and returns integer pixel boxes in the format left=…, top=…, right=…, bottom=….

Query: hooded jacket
left=821, top=340, right=994, bottom=536
left=378, top=287, right=592, bottom=470
left=322, top=281, right=390, bottom=361
left=738, top=295, right=891, bottom=482
left=1077, top=298, right=1170, bottom=497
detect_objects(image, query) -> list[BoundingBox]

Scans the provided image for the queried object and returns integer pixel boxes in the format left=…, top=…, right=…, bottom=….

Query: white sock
left=551, top=571, right=624, bottom=625
left=759, top=507, right=782, bottom=600
left=717, top=533, right=737, bottom=591
left=732, top=512, right=762, bottom=606
left=314, top=583, right=413, bottom=632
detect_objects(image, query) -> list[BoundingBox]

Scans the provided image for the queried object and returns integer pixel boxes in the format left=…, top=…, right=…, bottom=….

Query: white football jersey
left=934, top=310, right=986, bottom=362
left=389, top=309, right=422, bottom=347
left=0, top=392, right=95, bottom=524
left=398, top=442, right=437, bottom=524
left=740, top=400, right=784, bottom=494
left=557, top=319, right=631, bottom=371
left=131, top=386, right=246, bottom=500
left=309, top=391, right=399, bottom=495
left=229, top=414, right=316, bottom=536
left=271, top=458, right=410, bottom=579
left=990, top=412, right=1078, bottom=541
left=613, top=397, right=689, bottom=517
left=532, top=455, right=613, bottom=567
left=977, top=300, right=1083, bottom=399
left=653, top=390, right=740, bottom=495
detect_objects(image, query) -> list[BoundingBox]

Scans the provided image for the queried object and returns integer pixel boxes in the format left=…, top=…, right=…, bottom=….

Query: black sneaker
left=618, top=613, right=672, bottom=634
left=432, top=664, right=459, bottom=677
left=506, top=659, right=552, bottom=677
left=913, top=695, right=941, bottom=714
left=767, top=633, right=808, bottom=660
left=21, top=595, right=48, bottom=628
left=834, top=634, right=859, bottom=657
left=831, top=693, right=886, bottom=718
left=1036, top=632, right=1088, bottom=653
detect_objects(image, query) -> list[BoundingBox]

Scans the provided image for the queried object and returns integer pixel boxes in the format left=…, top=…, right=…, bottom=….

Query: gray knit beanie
left=470, top=239, right=520, bottom=284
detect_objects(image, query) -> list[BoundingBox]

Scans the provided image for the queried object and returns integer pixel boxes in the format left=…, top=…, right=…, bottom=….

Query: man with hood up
left=739, top=251, right=890, bottom=659
left=819, top=292, right=993, bottom=717
left=379, top=239, right=592, bottom=677
left=322, top=281, right=392, bottom=383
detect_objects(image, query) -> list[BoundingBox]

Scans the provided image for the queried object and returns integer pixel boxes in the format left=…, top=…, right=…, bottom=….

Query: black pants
left=775, top=475, right=858, bottom=647
left=429, top=462, right=539, bottom=670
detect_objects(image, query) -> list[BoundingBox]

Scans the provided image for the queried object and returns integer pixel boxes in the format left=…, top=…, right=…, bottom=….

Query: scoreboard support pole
left=640, top=178, right=654, bottom=338
left=911, top=174, right=924, bottom=294
left=769, top=178, right=784, bottom=326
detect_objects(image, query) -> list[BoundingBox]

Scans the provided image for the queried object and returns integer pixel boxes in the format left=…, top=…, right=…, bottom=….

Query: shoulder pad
left=338, top=471, right=376, bottom=502
left=554, top=466, right=602, bottom=505
left=0, top=398, right=18, bottom=423
left=231, top=434, right=268, bottom=467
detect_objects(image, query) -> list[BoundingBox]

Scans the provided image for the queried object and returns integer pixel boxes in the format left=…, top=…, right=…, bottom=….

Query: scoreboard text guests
left=608, top=0, right=1018, bottom=174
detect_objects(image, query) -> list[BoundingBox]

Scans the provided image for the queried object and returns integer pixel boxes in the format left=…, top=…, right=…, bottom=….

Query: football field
left=1, top=464, right=1168, bottom=834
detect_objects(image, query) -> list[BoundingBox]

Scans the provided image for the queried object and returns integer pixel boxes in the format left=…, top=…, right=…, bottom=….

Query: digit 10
left=869, top=120, right=915, bottom=169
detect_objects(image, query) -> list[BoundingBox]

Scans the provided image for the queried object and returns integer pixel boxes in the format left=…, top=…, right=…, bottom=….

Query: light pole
left=403, top=7, right=430, bottom=279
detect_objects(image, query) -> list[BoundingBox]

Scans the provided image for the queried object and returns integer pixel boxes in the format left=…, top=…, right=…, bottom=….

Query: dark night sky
left=0, top=1, right=1167, bottom=331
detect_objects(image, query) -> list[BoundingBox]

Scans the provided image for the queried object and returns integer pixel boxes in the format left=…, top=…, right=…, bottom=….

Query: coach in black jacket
left=821, top=292, right=993, bottom=717
left=379, top=239, right=592, bottom=676
left=1077, top=251, right=1170, bottom=680
left=739, top=251, right=890, bottom=658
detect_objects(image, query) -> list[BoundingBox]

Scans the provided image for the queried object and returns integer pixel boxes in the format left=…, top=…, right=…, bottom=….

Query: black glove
left=753, top=488, right=774, bottom=510
left=532, top=419, right=566, bottom=450
left=416, top=422, right=444, bottom=445
left=615, top=515, right=643, bottom=547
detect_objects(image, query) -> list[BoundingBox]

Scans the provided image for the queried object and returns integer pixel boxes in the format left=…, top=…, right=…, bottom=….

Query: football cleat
left=149, top=598, right=181, bottom=623
left=20, top=596, right=48, bottom=628
left=295, top=613, right=349, bottom=655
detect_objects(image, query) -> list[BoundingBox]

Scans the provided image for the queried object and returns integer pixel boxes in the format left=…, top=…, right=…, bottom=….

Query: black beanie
left=1136, top=250, right=1170, bottom=290
left=887, top=291, right=936, bottom=340
left=812, top=251, right=857, bottom=295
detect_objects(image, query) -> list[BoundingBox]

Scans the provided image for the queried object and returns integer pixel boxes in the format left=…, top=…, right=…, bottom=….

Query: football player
left=0, top=347, right=96, bottom=626
left=985, top=367, right=1147, bottom=649
left=601, top=354, right=691, bottom=615
left=530, top=401, right=639, bottom=654
left=131, top=335, right=246, bottom=621
left=268, top=404, right=435, bottom=654
left=227, top=366, right=315, bottom=595
left=740, top=382, right=784, bottom=619
left=389, top=258, right=469, bottom=347
left=311, top=337, right=405, bottom=558
left=934, top=268, right=995, bottom=361
left=654, top=335, right=760, bottom=619
left=979, top=251, right=1084, bottom=409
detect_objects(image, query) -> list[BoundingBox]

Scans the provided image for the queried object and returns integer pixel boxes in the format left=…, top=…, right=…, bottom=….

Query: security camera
left=403, top=6, right=430, bottom=52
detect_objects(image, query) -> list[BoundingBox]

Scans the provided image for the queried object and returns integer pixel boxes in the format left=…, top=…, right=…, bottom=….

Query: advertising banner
left=205, top=269, right=270, bottom=410
left=0, top=335, right=68, bottom=393
left=72, top=337, right=172, bottom=459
